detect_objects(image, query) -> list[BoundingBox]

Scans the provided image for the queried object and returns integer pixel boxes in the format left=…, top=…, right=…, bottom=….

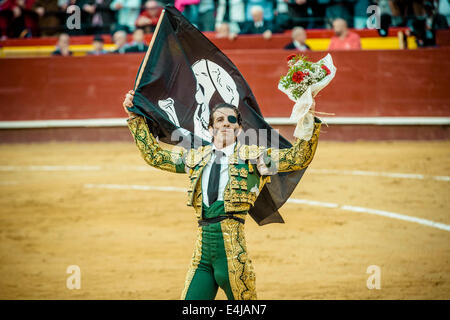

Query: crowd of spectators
left=1, top=0, right=449, bottom=49
left=51, top=27, right=149, bottom=55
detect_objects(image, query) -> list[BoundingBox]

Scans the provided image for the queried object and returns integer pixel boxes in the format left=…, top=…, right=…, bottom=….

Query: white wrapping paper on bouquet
left=278, top=53, right=337, bottom=140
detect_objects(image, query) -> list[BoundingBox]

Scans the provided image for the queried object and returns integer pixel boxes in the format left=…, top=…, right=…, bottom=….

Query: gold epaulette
left=237, top=144, right=266, bottom=161
left=185, top=144, right=213, bottom=168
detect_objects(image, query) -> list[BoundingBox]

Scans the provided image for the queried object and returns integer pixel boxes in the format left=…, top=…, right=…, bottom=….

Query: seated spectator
left=245, top=0, right=274, bottom=22
left=110, top=0, right=141, bottom=33
left=0, top=0, right=25, bottom=38
left=215, top=0, right=245, bottom=35
left=438, top=0, right=450, bottom=26
left=0, top=0, right=40, bottom=38
left=378, top=12, right=392, bottom=37
left=354, top=0, right=393, bottom=31
left=85, top=0, right=115, bottom=35
left=198, top=0, right=215, bottom=31
left=410, top=1, right=449, bottom=47
left=390, top=0, right=426, bottom=27
left=22, top=0, right=41, bottom=37
left=215, top=22, right=229, bottom=38
left=353, top=0, right=370, bottom=29
left=135, top=0, right=162, bottom=33
left=284, top=26, right=310, bottom=51
left=215, top=21, right=237, bottom=40
left=424, top=0, right=448, bottom=29
left=64, top=0, right=96, bottom=35
left=124, top=28, right=148, bottom=52
left=309, top=0, right=328, bottom=29
left=32, top=0, right=62, bottom=36
left=52, top=32, right=73, bottom=56
left=325, top=1, right=353, bottom=28
left=328, top=18, right=361, bottom=50
left=239, top=5, right=276, bottom=40
left=87, top=34, right=108, bottom=55
left=285, top=0, right=311, bottom=29
left=373, top=0, right=394, bottom=37
left=273, top=0, right=291, bottom=31
left=112, top=29, right=128, bottom=53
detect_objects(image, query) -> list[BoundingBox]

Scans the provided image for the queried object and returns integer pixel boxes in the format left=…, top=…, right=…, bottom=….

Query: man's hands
left=123, top=90, right=137, bottom=118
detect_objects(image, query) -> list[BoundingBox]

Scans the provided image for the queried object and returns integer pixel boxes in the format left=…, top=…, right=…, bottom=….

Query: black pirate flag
left=128, top=6, right=308, bottom=226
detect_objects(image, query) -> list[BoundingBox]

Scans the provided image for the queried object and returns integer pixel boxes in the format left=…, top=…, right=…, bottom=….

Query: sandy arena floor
left=0, top=140, right=449, bottom=299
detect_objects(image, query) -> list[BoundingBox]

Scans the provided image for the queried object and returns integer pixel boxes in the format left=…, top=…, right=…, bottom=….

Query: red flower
left=321, top=64, right=331, bottom=75
left=292, top=71, right=306, bottom=83
left=286, top=54, right=297, bottom=62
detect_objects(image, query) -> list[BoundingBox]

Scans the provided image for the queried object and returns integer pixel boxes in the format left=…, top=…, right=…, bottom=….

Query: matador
left=123, top=91, right=321, bottom=300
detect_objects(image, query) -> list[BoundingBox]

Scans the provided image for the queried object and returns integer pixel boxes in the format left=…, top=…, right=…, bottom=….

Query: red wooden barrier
left=436, top=30, right=450, bottom=47
left=0, top=48, right=449, bottom=122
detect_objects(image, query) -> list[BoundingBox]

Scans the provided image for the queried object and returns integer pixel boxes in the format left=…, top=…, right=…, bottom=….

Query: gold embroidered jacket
left=127, top=115, right=321, bottom=220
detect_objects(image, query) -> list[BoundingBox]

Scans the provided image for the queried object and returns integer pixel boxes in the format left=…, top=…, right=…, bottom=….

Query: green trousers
left=181, top=201, right=257, bottom=300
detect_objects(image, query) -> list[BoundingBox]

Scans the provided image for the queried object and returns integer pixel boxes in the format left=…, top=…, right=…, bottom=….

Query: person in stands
left=284, top=26, right=310, bottom=51
left=328, top=18, right=361, bottom=50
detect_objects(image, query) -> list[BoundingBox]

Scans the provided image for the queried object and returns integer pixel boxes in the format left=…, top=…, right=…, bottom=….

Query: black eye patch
left=228, top=115, right=237, bottom=124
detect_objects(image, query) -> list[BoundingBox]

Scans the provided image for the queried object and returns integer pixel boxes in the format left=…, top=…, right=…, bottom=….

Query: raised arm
left=263, top=117, right=321, bottom=173
left=124, top=91, right=186, bottom=174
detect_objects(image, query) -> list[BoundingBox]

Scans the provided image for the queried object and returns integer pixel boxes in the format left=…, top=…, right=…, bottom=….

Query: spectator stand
left=0, top=27, right=418, bottom=57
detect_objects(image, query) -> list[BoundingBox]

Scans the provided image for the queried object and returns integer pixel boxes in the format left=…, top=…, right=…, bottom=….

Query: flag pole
left=134, top=9, right=166, bottom=91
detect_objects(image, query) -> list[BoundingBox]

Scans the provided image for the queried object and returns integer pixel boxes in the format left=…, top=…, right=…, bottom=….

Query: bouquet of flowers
left=278, top=53, right=336, bottom=140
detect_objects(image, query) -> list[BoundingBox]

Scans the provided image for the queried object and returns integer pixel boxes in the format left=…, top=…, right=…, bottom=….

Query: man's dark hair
left=208, top=103, right=242, bottom=128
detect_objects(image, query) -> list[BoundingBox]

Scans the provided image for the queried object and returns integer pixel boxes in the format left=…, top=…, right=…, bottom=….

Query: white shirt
left=293, top=40, right=309, bottom=51
left=254, top=21, right=264, bottom=28
left=201, top=142, right=236, bottom=206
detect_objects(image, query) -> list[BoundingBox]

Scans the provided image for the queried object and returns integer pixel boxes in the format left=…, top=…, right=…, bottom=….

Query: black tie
left=207, top=150, right=225, bottom=206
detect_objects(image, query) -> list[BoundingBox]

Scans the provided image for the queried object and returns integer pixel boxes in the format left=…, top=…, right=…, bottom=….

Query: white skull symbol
left=191, top=59, right=240, bottom=142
